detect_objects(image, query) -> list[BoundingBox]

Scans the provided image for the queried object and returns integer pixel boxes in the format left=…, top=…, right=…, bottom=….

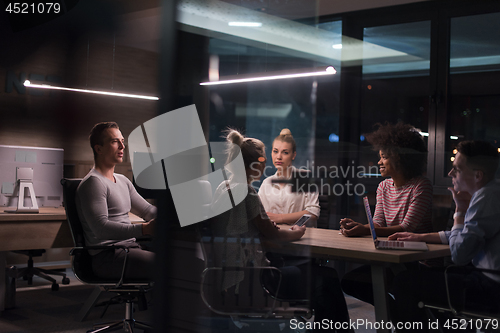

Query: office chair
left=12, top=249, right=70, bottom=291
left=61, top=178, right=152, bottom=333
left=419, top=265, right=500, bottom=333
left=194, top=177, right=311, bottom=324
left=198, top=222, right=312, bottom=322
left=317, top=194, right=330, bottom=229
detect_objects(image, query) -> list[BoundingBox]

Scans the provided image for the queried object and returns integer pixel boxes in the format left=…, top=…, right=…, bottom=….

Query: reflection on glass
left=195, top=5, right=342, bottom=186
left=359, top=21, right=431, bottom=173
left=363, top=21, right=431, bottom=76
left=446, top=12, right=500, bottom=178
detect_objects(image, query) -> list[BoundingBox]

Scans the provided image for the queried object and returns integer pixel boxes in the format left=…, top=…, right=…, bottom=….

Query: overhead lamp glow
left=332, top=44, right=343, bottom=49
left=200, top=66, right=336, bottom=86
left=228, top=22, right=262, bottom=27
left=419, top=132, right=429, bottom=137
left=23, top=80, right=159, bottom=101
left=450, top=136, right=459, bottom=140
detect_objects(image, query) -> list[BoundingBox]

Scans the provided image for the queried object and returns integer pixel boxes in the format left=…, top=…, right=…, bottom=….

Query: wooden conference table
left=0, top=207, right=143, bottom=312
left=263, top=228, right=451, bottom=333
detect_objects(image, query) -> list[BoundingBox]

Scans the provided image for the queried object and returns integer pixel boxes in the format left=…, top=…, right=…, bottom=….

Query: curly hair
left=365, top=122, right=427, bottom=180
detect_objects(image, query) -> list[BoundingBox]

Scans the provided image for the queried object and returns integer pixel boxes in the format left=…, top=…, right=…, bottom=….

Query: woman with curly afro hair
left=339, top=122, right=433, bottom=305
left=340, top=121, right=432, bottom=237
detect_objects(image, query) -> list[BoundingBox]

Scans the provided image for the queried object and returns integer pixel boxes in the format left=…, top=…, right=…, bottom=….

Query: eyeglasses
left=450, top=166, right=484, bottom=174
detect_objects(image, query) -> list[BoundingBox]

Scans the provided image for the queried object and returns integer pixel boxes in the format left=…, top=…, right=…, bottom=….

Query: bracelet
left=453, top=212, right=465, bottom=219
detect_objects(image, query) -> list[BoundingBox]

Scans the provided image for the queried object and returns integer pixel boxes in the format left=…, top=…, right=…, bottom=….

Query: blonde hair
left=274, top=128, right=296, bottom=153
left=224, top=128, right=265, bottom=179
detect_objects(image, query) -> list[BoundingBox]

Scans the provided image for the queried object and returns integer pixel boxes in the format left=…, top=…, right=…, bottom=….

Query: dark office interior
left=1, top=0, right=499, bottom=332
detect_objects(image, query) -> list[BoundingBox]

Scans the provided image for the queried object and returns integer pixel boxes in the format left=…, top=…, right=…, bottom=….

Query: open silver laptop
left=363, top=196, right=428, bottom=251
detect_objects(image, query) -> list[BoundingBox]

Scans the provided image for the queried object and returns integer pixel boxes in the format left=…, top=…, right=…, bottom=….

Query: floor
left=0, top=267, right=152, bottom=333
left=0, top=268, right=377, bottom=333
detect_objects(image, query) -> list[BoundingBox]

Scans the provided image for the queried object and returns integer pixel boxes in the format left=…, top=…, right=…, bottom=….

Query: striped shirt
left=373, top=176, right=433, bottom=233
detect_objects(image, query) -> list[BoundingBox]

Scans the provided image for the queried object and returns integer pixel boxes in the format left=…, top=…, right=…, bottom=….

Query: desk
left=0, top=207, right=144, bottom=312
left=263, top=228, right=451, bottom=333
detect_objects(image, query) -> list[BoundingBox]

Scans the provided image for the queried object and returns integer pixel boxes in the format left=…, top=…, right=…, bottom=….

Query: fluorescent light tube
left=200, top=66, right=336, bottom=86
left=24, top=80, right=159, bottom=101
left=228, top=22, right=262, bottom=27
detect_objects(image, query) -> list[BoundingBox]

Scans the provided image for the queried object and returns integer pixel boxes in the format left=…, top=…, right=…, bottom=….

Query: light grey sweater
left=76, top=169, right=157, bottom=252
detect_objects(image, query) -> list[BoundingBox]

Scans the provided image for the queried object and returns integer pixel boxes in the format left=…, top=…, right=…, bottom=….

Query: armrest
left=201, top=266, right=309, bottom=309
left=201, top=266, right=283, bottom=317
left=444, top=265, right=500, bottom=316
left=69, top=245, right=129, bottom=255
left=69, top=245, right=131, bottom=288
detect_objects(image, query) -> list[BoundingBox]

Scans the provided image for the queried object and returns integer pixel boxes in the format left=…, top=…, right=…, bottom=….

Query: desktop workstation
left=0, top=144, right=145, bottom=313
left=0, top=145, right=68, bottom=309
left=0, top=206, right=71, bottom=312
left=0, top=207, right=145, bottom=312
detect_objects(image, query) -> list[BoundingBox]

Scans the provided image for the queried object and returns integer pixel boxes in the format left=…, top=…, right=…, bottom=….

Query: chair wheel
left=51, top=283, right=59, bottom=291
left=62, top=277, right=70, bottom=285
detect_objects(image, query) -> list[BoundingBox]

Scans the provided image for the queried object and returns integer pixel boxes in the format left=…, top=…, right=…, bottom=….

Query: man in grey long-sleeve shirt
left=76, top=122, right=156, bottom=280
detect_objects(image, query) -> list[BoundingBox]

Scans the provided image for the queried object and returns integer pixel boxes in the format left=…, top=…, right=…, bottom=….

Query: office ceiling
left=116, top=0, right=429, bottom=53
left=219, top=0, right=429, bottom=20
left=115, top=0, right=500, bottom=77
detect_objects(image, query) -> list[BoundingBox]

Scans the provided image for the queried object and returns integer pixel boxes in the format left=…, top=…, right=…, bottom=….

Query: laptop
left=363, top=196, right=428, bottom=251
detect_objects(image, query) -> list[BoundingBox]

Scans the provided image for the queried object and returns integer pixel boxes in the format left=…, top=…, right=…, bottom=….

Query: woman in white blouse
left=258, top=129, right=320, bottom=227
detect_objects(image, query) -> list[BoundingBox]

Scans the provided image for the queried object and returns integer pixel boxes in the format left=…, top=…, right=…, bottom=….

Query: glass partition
left=445, top=12, right=500, bottom=179
left=178, top=0, right=343, bottom=187
left=359, top=21, right=431, bottom=178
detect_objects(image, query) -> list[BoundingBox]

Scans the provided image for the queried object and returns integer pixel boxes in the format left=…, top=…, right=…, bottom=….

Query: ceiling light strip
left=200, top=67, right=336, bottom=86
left=228, top=22, right=262, bottom=27
left=24, top=81, right=159, bottom=100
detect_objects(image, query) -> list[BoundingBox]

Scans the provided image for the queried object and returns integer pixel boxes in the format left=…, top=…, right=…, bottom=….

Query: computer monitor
left=0, top=145, right=64, bottom=209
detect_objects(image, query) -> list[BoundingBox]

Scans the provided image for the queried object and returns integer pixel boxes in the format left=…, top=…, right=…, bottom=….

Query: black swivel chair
left=61, top=178, right=152, bottom=333
left=12, top=249, right=70, bottom=291
left=419, top=265, right=500, bottom=333
left=197, top=221, right=312, bottom=325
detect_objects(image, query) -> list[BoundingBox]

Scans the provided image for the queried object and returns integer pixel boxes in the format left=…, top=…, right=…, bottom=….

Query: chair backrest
left=317, top=194, right=330, bottom=229
left=61, top=178, right=151, bottom=286
left=197, top=220, right=311, bottom=318
left=61, top=178, right=84, bottom=247
left=61, top=178, right=98, bottom=283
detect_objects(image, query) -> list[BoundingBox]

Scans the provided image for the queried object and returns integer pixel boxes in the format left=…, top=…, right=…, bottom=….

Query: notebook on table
left=363, top=196, right=428, bottom=251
